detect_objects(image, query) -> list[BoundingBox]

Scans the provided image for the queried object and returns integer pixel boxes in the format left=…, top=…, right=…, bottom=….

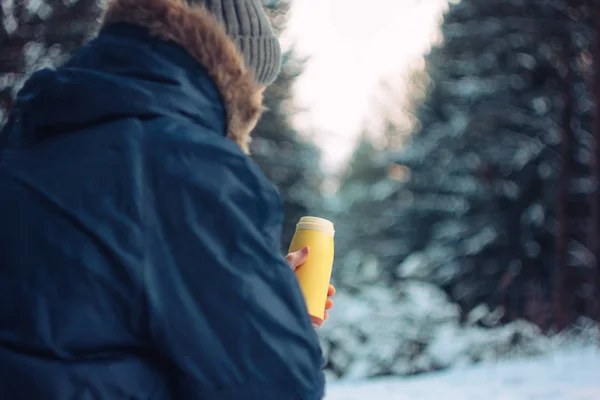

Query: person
left=0, top=0, right=334, bottom=398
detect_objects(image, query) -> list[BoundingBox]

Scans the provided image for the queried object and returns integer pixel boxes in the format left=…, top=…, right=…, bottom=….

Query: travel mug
left=288, top=216, right=335, bottom=327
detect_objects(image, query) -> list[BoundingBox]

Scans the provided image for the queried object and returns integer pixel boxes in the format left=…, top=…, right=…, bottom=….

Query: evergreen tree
left=384, top=0, right=597, bottom=328
left=252, top=0, right=324, bottom=250
left=333, top=0, right=599, bottom=329
left=333, top=137, right=381, bottom=288
left=325, top=136, right=546, bottom=380
left=0, top=0, right=101, bottom=123
left=331, top=133, right=408, bottom=289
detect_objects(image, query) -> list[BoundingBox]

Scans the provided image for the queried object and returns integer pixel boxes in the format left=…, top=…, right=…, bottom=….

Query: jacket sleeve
left=143, top=139, right=325, bottom=400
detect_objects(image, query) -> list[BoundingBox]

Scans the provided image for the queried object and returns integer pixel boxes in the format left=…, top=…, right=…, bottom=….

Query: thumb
left=286, top=246, right=309, bottom=271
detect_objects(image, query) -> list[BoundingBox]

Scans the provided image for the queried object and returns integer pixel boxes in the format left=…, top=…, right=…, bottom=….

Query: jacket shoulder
left=142, top=118, right=283, bottom=236
left=145, top=118, right=274, bottom=191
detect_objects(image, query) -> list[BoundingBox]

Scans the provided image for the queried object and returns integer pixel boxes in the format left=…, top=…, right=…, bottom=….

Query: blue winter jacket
left=0, top=11, right=325, bottom=400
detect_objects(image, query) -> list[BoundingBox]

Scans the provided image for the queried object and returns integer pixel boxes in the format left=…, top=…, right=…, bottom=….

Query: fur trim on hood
left=101, top=0, right=265, bottom=153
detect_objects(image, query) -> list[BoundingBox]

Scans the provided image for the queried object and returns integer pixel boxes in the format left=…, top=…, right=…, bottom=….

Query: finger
left=327, top=284, right=336, bottom=296
left=325, top=298, right=334, bottom=310
left=324, top=311, right=329, bottom=321
left=285, top=247, right=309, bottom=270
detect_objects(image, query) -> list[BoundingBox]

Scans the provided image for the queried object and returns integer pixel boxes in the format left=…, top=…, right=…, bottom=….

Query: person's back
left=0, top=0, right=325, bottom=398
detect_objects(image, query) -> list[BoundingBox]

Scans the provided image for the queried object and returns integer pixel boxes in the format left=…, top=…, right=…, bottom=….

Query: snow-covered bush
left=318, top=281, right=548, bottom=380
left=549, top=317, right=600, bottom=349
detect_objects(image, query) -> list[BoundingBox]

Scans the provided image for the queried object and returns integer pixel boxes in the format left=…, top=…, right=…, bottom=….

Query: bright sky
left=283, top=0, right=449, bottom=173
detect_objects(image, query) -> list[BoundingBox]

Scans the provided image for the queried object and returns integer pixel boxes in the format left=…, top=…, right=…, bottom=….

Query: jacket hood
left=2, top=0, right=264, bottom=154
left=102, top=0, right=264, bottom=153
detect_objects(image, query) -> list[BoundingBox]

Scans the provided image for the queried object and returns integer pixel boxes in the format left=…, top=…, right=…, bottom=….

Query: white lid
left=296, top=216, right=335, bottom=237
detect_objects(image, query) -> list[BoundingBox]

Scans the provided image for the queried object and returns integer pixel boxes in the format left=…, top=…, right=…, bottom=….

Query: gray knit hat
left=187, top=0, right=282, bottom=85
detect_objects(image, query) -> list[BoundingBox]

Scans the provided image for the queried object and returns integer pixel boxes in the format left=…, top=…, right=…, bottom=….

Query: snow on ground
left=325, top=346, right=600, bottom=400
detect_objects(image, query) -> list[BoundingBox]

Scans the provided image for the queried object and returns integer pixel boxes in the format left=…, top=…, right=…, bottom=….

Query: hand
left=286, top=246, right=336, bottom=326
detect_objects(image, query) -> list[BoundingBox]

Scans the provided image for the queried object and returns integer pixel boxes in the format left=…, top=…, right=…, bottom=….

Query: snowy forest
left=2, top=0, right=600, bottom=385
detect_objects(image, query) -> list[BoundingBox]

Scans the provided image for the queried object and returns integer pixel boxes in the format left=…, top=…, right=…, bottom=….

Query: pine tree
left=251, top=0, right=324, bottom=250
left=334, top=0, right=599, bottom=329
left=383, top=0, right=598, bottom=328
left=332, top=134, right=406, bottom=289
left=0, top=0, right=101, bottom=123
left=591, top=1, right=600, bottom=324
left=325, top=135, right=546, bottom=380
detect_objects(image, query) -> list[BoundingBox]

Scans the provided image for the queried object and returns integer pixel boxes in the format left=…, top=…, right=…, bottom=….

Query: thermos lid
left=296, top=216, right=335, bottom=237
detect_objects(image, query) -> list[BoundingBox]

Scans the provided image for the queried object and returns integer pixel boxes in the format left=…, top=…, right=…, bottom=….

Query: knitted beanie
left=187, top=0, right=282, bottom=85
